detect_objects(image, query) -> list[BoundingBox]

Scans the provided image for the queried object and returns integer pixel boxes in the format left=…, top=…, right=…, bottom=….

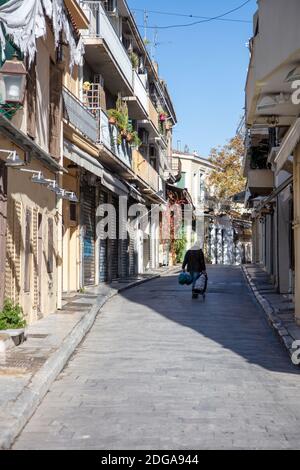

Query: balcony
left=247, top=169, right=274, bottom=196
left=132, top=150, right=159, bottom=192
left=99, top=110, right=132, bottom=168
left=164, top=156, right=182, bottom=182
left=63, top=86, right=98, bottom=142
left=80, top=1, right=133, bottom=96
left=148, top=98, right=159, bottom=132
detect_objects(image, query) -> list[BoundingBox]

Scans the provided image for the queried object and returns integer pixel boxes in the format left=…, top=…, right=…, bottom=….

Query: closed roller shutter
left=99, top=190, right=108, bottom=282
left=110, top=195, right=119, bottom=280
left=82, top=187, right=96, bottom=286
left=128, top=216, right=137, bottom=277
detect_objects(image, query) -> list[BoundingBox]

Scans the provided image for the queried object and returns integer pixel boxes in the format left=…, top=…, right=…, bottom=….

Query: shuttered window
left=27, top=60, right=36, bottom=139
left=47, top=218, right=54, bottom=274
left=0, top=162, right=7, bottom=307
left=24, top=209, right=31, bottom=292
left=49, top=61, right=62, bottom=159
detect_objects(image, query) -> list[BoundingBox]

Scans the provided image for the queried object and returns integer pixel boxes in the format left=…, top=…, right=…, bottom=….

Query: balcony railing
left=80, top=1, right=133, bottom=88
left=133, top=71, right=148, bottom=115
left=132, top=150, right=159, bottom=192
left=63, top=86, right=98, bottom=142
left=148, top=97, right=159, bottom=132
left=99, top=110, right=132, bottom=167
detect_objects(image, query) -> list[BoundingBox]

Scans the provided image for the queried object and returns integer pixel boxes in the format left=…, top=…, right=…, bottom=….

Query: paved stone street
left=13, top=266, right=300, bottom=450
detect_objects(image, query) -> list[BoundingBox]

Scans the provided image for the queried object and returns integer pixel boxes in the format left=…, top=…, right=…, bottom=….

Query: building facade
left=244, top=0, right=300, bottom=321
left=172, top=150, right=252, bottom=265
left=0, top=0, right=178, bottom=325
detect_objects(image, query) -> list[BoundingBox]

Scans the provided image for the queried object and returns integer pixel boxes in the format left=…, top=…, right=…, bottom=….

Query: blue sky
left=128, top=0, right=257, bottom=157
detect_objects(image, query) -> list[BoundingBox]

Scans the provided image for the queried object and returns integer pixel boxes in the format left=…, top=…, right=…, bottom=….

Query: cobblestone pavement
left=13, top=266, right=300, bottom=450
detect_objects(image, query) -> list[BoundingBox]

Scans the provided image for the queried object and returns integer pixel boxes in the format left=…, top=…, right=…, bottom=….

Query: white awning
left=275, top=118, right=300, bottom=172
left=102, top=171, right=129, bottom=196
left=63, top=140, right=103, bottom=178
left=64, top=140, right=130, bottom=196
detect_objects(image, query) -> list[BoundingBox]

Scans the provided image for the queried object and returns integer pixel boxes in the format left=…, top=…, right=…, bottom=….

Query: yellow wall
left=0, top=137, right=58, bottom=324
left=62, top=160, right=80, bottom=293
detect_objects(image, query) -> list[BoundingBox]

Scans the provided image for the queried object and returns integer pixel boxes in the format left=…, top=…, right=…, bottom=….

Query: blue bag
left=178, top=272, right=192, bottom=285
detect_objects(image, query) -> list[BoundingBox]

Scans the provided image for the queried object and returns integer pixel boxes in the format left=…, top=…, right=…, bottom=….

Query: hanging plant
left=129, top=52, right=139, bottom=70
left=158, top=107, right=168, bottom=122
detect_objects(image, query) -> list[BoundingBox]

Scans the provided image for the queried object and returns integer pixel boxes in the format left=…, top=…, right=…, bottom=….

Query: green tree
left=208, top=135, right=246, bottom=201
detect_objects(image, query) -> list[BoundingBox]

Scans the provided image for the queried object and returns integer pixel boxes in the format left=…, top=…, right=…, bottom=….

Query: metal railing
left=132, top=149, right=159, bottom=192
left=133, top=71, right=148, bottom=115
left=80, top=1, right=133, bottom=88
left=63, top=86, right=98, bottom=142
left=99, top=110, right=132, bottom=167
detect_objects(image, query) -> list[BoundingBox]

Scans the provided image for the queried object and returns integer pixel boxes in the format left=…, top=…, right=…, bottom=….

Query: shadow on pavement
left=119, top=265, right=300, bottom=375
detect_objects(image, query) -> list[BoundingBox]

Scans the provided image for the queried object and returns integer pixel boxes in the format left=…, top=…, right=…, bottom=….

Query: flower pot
left=109, top=117, right=117, bottom=125
left=126, top=133, right=133, bottom=143
left=0, top=328, right=26, bottom=347
left=120, top=130, right=127, bottom=139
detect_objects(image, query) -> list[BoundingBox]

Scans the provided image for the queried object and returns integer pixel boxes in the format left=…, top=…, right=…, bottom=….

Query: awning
left=102, top=171, right=129, bottom=196
left=275, top=118, right=300, bottom=172
left=63, top=139, right=103, bottom=178
left=64, top=139, right=130, bottom=196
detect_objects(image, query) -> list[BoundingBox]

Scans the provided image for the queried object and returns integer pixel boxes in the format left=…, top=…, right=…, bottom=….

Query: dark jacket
left=182, top=249, right=206, bottom=273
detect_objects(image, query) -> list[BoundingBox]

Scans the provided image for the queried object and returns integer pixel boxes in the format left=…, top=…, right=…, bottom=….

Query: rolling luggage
left=193, top=273, right=208, bottom=296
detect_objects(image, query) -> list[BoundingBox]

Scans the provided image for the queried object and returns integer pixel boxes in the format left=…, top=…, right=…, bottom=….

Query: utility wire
left=135, top=0, right=252, bottom=30
left=132, top=8, right=251, bottom=24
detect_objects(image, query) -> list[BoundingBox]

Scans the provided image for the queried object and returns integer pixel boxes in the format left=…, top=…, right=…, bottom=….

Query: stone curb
left=0, top=274, right=161, bottom=450
left=241, top=265, right=296, bottom=363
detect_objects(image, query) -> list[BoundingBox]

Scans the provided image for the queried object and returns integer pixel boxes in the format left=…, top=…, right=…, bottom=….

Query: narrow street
left=13, top=266, right=300, bottom=450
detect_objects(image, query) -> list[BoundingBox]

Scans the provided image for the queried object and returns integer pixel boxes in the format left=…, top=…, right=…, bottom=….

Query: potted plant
left=107, top=109, right=121, bottom=125
left=159, top=111, right=168, bottom=122
left=130, top=131, right=142, bottom=148
left=130, top=52, right=139, bottom=70
left=0, top=299, right=27, bottom=346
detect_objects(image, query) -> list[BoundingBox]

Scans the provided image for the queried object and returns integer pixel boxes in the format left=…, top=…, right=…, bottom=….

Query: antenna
left=143, top=9, right=148, bottom=42
left=151, top=27, right=158, bottom=60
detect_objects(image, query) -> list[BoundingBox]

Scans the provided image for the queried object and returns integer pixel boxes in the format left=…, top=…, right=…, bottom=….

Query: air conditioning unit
left=103, top=0, right=117, bottom=16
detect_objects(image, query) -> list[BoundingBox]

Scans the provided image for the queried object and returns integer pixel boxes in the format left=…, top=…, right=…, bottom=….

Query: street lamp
left=0, top=54, right=27, bottom=104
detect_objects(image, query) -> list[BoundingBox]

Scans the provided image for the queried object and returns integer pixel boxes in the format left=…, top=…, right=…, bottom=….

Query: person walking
left=182, top=243, right=207, bottom=299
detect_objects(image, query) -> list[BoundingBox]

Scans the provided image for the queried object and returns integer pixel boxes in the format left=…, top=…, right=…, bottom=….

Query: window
left=24, top=209, right=31, bottom=292
left=70, top=201, right=77, bottom=223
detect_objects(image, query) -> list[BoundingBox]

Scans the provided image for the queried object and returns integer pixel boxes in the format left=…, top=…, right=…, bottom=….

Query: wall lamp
left=0, top=149, right=24, bottom=167
left=19, top=169, right=78, bottom=202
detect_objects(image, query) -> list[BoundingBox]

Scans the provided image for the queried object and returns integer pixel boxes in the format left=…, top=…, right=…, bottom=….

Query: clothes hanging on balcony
left=0, top=0, right=84, bottom=68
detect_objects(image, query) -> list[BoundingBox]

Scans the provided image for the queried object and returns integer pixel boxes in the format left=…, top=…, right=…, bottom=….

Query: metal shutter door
left=82, top=187, right=96, bottom=286
left=99, top=191, right=108, bottom=282
left=110, top=196, right=119, bottom=280
left=128, top=219, right=137, bottom=276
